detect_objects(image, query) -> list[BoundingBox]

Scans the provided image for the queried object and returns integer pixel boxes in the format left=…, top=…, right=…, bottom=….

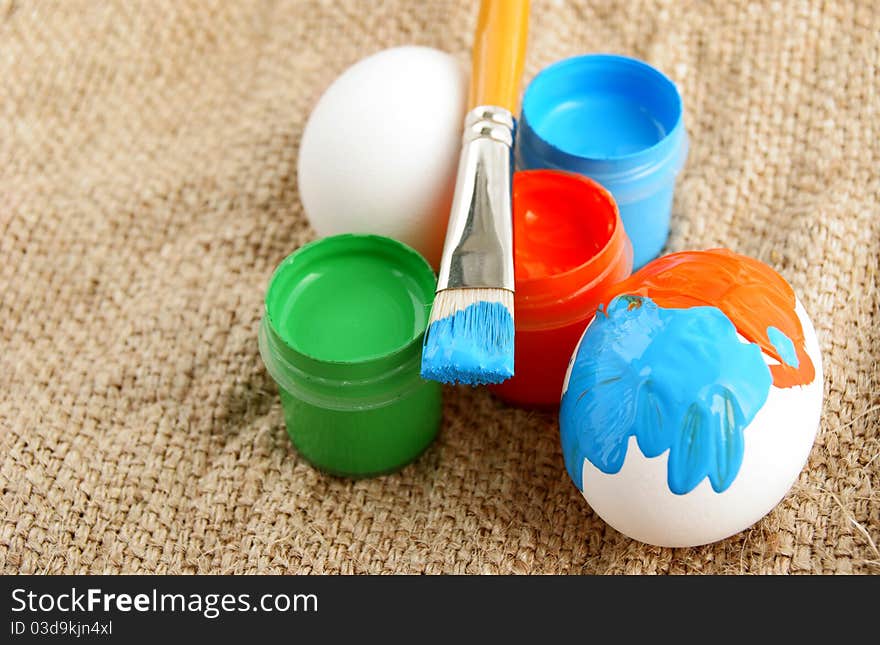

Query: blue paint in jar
left=517, top=54, right=689, bottom=268
left=560, top=295, right=772, bottom=495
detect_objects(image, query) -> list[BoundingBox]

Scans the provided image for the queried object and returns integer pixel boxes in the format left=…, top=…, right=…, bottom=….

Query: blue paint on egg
left=767, top=325, right=799, bottom=368
left=559, top=295, right=773, bottom=495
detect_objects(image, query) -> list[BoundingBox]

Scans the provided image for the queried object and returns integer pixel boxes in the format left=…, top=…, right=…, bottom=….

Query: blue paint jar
left=517, top=54, right=689, bottom=268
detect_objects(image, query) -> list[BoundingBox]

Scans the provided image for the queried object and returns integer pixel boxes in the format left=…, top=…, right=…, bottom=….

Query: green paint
left=260, top=234, right=442, bottom=477
left=267, top=236, right=434, bottom=362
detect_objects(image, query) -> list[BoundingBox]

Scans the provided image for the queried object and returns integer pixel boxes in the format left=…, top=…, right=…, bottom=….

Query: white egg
left=561, top=300, right=824, bottom=548
left=298, top=46, right=467, bottom=268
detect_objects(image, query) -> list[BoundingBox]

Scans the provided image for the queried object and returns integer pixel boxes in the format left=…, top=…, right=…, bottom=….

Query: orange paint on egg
left=600, top=249, right=815, bottom=388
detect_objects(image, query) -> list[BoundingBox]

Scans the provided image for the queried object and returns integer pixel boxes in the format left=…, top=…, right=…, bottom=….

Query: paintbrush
left=420, top=0, right=529, bottom=385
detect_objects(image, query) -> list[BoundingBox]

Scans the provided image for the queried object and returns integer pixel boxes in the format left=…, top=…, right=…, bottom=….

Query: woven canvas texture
left=1, top=0, right=878, bottom=574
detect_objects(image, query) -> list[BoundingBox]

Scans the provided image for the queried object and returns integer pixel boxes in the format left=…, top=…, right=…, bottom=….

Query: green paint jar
left=259, top=234, right=442, bottom=477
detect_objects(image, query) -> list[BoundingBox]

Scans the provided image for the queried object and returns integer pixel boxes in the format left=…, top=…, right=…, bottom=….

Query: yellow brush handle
left=468, top=0, right=530, bottom=112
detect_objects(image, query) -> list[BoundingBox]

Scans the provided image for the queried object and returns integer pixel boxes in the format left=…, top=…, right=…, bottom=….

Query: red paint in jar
left=489, top=169, right=633, bottom=408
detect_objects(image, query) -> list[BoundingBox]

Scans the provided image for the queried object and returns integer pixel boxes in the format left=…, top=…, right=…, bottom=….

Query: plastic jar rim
left=519, top=53, right=687, bottom=183
left=513, top=170, right=634, bottom=331
left=259, top=317, right=428, bottom=410
left=260, top=234, right=435, bottom=409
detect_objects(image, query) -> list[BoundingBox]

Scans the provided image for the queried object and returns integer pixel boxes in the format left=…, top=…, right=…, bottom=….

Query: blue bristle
left=420, top=301, right=514, bottom=385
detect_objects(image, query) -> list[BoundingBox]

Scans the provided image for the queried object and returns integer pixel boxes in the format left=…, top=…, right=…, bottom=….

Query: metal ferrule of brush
left=436, top=105, right=516, bottom=292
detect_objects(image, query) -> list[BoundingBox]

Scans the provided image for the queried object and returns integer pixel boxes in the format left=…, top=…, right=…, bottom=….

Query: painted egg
left=560, top=249, right=823, bottom=547
left=298, top=46, right=467, bottom=268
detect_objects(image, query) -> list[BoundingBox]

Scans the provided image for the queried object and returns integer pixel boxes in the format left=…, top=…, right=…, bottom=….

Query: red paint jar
left=489, top=169, right=633, bottom=408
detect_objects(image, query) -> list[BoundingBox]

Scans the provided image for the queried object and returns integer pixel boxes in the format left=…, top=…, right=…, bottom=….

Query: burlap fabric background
left=1, top=0, right=877, bottom=574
